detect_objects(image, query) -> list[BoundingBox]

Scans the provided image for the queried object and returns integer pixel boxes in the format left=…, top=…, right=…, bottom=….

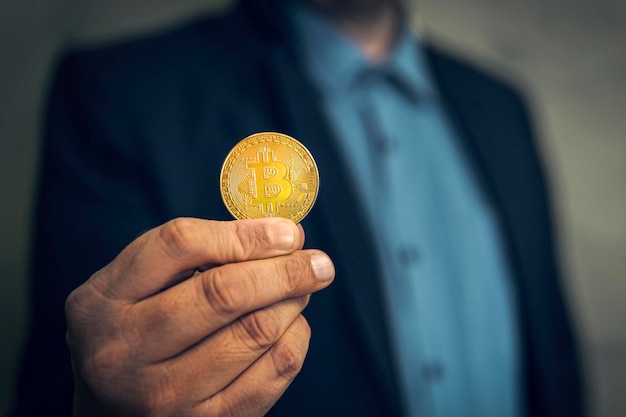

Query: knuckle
left=232, top=221, right=261, bottom=259
left=202, top=269, right=242, bottom=316
left=64, top=287, right=81, bottom=323
left=281, top=255, right=308, bottom=296
left=159, top=218, right=199, bottom=258
left=64, top=285, right=94, bottom=341
left=82, top=343, right=127, bottom=383
left=237, top=310, right=281, bottom=350
left=64, top=268, right=115, bottom=322
left=271, top=339, right=306, bottom=381
left=202, top=396, right=237, bottom=417
left=140, top=369, right=178, bottom=413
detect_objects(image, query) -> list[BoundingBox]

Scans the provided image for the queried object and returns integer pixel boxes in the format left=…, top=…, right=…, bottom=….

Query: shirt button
left=421, top=362, right=444, bottom=383
left=373, top=134, right=392, bottom=154
left=398, top=246, right=420, bottom=266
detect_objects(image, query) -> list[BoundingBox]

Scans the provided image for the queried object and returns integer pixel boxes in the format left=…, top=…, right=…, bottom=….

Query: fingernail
left=269, top=221, right=296, bottom=250
left=311, top=253, right=334, bottom=282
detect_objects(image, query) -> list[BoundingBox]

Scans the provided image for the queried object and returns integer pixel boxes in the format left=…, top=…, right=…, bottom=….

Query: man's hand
left=65, top=217, right=334, bottom=417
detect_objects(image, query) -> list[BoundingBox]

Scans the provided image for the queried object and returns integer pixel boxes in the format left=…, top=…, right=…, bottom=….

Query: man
left=11, top=0, right=584, bottom=416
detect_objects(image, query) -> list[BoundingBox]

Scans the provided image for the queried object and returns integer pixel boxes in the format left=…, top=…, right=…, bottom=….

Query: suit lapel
left=423, top=47, right=553, bottom=408
left=423, top=48, right=521, bottom=266
left=423, top=46, right=542, bottom=309
left=256, top=41, right=407, bottom=416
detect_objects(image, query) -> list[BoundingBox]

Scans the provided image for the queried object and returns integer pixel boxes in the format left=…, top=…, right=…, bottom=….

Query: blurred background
left=0, top=0, right=624, bottom=415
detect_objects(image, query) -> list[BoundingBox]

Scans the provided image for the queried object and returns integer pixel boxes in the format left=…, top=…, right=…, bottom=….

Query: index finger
left=89, top=217, right=304, bottom=301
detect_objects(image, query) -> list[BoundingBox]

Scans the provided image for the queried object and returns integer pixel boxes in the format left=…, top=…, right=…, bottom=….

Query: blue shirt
left=288, top=4, right=524, bottom=417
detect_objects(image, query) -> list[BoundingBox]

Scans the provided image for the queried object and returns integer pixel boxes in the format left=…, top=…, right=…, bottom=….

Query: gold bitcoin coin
left=220, top=132, right=319, bottom=223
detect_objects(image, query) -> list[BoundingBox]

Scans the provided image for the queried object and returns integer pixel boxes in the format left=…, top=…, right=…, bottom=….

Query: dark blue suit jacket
left=12, top=1, right=584, bottom=416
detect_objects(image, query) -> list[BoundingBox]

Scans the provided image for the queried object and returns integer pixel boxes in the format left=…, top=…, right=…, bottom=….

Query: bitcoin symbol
left=220, top=132, right=319, bottom=222
left=247, top=148, right=292, bottom=214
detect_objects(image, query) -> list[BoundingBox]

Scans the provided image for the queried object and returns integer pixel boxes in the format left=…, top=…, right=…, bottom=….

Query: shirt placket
left=356, top=70, right=438, bottom=417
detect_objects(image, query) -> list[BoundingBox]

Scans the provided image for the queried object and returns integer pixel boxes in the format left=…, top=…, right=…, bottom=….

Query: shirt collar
left=287, top=2, right=435, bottom=101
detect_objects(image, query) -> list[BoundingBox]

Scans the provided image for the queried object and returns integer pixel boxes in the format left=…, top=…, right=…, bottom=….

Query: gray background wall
left=1, top=0, right=624, bottom=415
